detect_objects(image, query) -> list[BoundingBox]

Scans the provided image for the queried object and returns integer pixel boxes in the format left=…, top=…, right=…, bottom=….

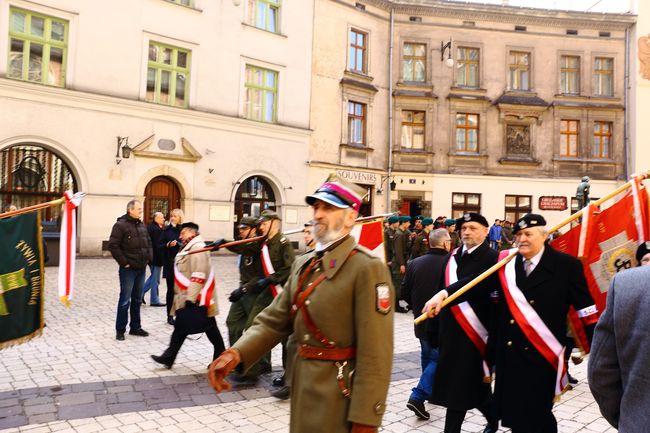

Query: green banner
left=0, top=212, right=44, bottom=349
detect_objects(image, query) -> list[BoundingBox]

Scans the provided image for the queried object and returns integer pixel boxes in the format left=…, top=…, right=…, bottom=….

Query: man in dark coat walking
left=490, top=214, right=597, bottom=433
left=402, top=228, right=451, bottom=420
left=108, top=199, right=153, bottom=340
left=423, top=213, right=498, bottom=433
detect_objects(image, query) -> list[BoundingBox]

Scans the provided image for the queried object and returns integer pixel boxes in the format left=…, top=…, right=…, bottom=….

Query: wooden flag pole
left=282, top=212, right=398, bottom=236
left=0, top=198, right=66, bottom=220
left=414, top=171, right=650, bottom=325
left=177, top=235, right=266, bottom=256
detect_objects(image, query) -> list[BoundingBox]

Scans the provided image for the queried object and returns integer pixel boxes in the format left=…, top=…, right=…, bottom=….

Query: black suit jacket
left=401, top=248, right=449, bottom=342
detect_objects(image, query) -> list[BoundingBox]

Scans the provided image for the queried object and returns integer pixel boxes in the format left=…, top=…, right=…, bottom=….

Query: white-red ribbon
left=261, top=242, right=282, bottom=297
left=498, top=249, right=568, bottom=398
left=58, top=191, right=83, bottom=306
left=445, top=248, right=491, bottom=380
left=174, top=264, right=215, bottom=307
left=631, top=177, right=647, bottom=245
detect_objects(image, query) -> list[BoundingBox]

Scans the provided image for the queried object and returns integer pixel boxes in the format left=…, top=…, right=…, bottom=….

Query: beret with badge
left=455, top=212, right=489, bottom=231
left=238, top=216, right=258, bottom=228
left=387, top=215, right=399, bottom=224
left=513, top=213, right=547, bottom=234
left=636, top=241, right=650, bottom=263
left=422, top=217, right=434, bottom=227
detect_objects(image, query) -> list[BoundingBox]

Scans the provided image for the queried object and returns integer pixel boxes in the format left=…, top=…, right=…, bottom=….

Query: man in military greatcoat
left=423, top=213, right=499, bottom=433
left=392, top=215, right=411, bottom=312
left=410, top=217, right=434, bottom=260
left=207, top=174, right=394, bottom=433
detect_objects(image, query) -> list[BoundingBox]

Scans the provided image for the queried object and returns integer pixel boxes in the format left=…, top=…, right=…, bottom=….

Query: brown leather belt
left=299, top=344, right=356, bottom=361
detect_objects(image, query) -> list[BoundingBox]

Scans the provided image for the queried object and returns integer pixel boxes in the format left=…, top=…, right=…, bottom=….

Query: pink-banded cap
left=305, top=173, right=366, bottom=212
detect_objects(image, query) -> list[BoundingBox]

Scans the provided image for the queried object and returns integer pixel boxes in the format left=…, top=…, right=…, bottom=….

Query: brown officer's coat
left=234, top=235, right=394, bottom=433
left=172, top=235, right=218, bottom=317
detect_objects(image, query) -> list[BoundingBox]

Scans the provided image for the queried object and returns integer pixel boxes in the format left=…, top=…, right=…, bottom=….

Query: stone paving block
left=70, top=383, right=104, bottom=393
left=107, top=402, right=148, bottom=415
left=160, top=375, right=199, bottom=385
left=142, top=389, right=179, bottom=404
left=27, top=412, right=58, bottom=425
left=218, top=392, right=246, bottom=403
left=56, top=392, right=96, bottom=406
left=0, top=404, right=23, bottom=417
left=57, top=402, right=108, bottom=420
left=106, top=386, right=133, bottom=394
left=24, top=403, right=57, bottom=416
left=133, top=381, right=166, bottom=392
left=190, top=394, right=221, bottom=406
left=0, top=415, right=27, bottom=429
left=116, top=392, right=144, bottom=404
left=0, top=398, right=20, bottom=408
left=22, top=396, right=54, bottom=407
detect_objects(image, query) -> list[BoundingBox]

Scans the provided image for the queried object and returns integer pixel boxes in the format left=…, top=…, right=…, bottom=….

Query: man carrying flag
left=426, top=213, right=599, bottom=433
left=151, top=222, right=225, bottom=368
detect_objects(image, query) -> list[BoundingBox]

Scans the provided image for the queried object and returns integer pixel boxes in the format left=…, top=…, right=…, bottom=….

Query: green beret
left=387, top=216, right=399, bottom=224
left=399, top=216, right=412, bottom=223
left=422, top=217, right=433, bottom=226
left=444, top=218, right=456, bottom=226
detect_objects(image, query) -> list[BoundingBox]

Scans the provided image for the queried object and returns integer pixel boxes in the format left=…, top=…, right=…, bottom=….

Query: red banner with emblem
left=351, top=219, right=385, bottom=263
left=551, top=180, right=650, bottom=352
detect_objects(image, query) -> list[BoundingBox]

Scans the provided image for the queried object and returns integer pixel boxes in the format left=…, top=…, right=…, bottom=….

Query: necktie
left=524, top=259, right=533, bottom=277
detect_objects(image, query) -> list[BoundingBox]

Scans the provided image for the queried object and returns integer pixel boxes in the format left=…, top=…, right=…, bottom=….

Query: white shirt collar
left=462, top=243, right=481, bottom=255
left=524, top=246, right=545, bottom=268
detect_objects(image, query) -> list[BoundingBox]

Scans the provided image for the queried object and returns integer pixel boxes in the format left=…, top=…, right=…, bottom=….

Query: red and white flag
left=551, top=179, right=649, bottom=352
left=351, top=219, right=385, bottom=263
left=58, top=191, right=84, bottom=306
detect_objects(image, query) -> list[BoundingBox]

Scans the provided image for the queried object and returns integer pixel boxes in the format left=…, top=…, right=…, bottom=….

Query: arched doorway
left=0, top=144, right=77, bottom=227
left=234, top=176, right=277, bottom=236
left=144, top=176, right=181, bottom=224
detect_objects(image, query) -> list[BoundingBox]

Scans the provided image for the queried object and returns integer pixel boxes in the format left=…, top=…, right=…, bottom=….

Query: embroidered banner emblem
left=376, top=283, right=391, bottom=314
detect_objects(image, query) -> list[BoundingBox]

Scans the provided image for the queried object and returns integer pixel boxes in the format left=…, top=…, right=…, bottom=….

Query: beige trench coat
left=172, top=235, right=218, bottom=317
left=234, top=235, right=394, bottom=433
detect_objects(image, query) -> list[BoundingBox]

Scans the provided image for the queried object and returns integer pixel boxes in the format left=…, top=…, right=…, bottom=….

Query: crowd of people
left=102, top=177, right=650, bottom=433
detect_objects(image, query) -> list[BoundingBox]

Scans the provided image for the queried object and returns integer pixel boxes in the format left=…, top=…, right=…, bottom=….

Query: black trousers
left=165, top=274, right=175, bottom=317
left=160, top=306, right=225, bottom=365
left=511, top=412, right=558, bottom=433
left=444, top=400, right=497, bottom=433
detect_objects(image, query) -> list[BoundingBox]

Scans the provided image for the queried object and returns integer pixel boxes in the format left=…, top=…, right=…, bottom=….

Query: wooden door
left=144, top=176, right=181, bottom=224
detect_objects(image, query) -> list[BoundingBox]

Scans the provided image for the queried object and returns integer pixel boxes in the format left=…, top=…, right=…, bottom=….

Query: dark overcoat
left=492, top=246, right=595, bottom=431
left=432, top=240, right=498, bottom=410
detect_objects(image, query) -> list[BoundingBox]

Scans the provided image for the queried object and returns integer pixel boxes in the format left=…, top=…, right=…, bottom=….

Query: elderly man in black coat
left=423, top=213, right=499, bottom=433
left=402, top=228, right=452, bottom=420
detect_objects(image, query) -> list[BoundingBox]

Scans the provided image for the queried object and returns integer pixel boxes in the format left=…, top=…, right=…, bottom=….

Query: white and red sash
left=261, top=242, right=282, bottom=297
left=498, top=249, right=568, bottom=398
left=445, top=248, right=491, bottom=381
left=174, top=263, right=216, bottom=307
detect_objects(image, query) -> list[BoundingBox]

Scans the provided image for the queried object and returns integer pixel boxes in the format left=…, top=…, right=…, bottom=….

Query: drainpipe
left=624, top=25, right=630, bottom=180
left=386, top=7, right=394, bottom=211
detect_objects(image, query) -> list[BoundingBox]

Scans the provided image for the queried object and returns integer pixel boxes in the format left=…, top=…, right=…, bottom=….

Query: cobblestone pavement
left=0, top=256, right=614, bottom=433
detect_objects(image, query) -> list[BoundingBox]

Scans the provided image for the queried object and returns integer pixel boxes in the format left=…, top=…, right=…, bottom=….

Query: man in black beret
left=424, top=212, right=499, bottom=433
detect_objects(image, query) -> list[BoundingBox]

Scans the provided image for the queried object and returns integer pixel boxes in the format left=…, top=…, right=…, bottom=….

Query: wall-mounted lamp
left=283, top=186, right=293, bottom=190
left=208, top=168, right=214, bottom=173
left=115, top=136, right=132, bottom=165
left=441, top=38, right=454, bottom=67
left=390, top=180, right=397, bottom=191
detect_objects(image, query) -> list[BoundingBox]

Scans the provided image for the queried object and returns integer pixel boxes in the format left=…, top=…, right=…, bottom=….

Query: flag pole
left=414, top=171, right=649, bottom=325
left=0, top=198, right=66, bottom=220
left=178, top=235, right=266, bottom=256
left=282, top=212, right=398, bottom=235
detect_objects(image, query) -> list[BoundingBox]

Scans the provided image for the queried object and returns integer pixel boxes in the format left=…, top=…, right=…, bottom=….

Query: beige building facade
left=631, top=0, right=650, bottom=177
left=309, top=0, right=635, bottom=227
left=0, top=0, right=314, bottom=256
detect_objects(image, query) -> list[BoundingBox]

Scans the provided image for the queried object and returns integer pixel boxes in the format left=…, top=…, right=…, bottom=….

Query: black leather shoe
left=228, top=374, right=258, bottom=386
left=151, top=303, right=166, bottom=307
left=167, top=316, right=175, bottom=325
left=270, top=386, right=291, bottom=400
left=568, top=373, right=579, bottom=385
left=129, top=328, right=149, bottom=337
left=151, top=354, right=173, bottom=369
left=141, top=299, right=146, bottom=305
left=396, top=306, right=408, bottom=313
left=272, top=376, right=285, bottom=387
left=406, top=399, right=430, bottom=420
left=483, top=420, right=498, bottom=433
left=116, top=332, right=125, bottom=341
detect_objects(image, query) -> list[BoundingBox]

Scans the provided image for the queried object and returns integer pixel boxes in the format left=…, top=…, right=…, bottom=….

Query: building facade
left=309, top=0, right=635, bottom=227
left=0, top=0, right=314, bottom=255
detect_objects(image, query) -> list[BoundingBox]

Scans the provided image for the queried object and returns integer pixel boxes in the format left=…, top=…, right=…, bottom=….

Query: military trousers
left=226, top=293, right=256, bottom=346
